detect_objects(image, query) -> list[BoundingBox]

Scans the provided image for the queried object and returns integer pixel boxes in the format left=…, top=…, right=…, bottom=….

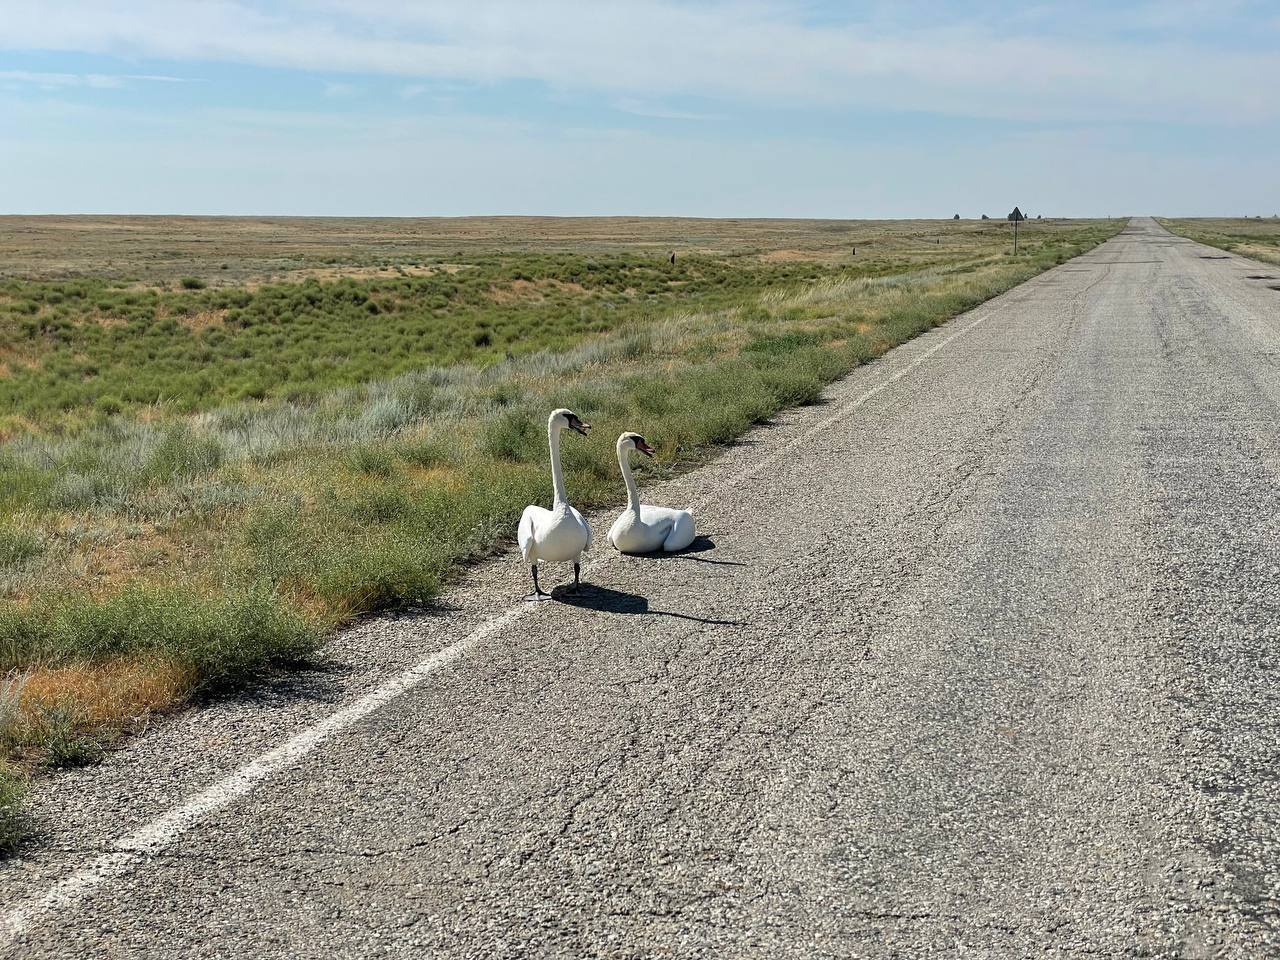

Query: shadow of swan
left=622, top=535, right=747, bottom=567
left=552, top=584, right=744, bottom=626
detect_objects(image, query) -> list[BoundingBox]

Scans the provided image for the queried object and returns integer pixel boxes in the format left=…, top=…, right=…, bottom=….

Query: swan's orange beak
left=566, top=412, right=591, bottom=436
left=635, top=437, right=656, bottom=458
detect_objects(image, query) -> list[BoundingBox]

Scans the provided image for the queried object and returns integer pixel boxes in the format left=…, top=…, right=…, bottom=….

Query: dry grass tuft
left=1, top=656, right=196, bottom=772
left=14, top=656, right=196, bottom=738
left=177, top=308, right=227, bottom=332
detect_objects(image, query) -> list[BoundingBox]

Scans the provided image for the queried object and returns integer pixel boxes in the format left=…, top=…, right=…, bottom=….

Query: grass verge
left=1158, top=217, right=1280, bottom=266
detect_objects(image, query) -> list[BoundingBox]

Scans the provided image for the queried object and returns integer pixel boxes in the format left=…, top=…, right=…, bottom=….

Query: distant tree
left=980, top=214, right=990, bottom=220
left=953, top=213, right=960, bottom=219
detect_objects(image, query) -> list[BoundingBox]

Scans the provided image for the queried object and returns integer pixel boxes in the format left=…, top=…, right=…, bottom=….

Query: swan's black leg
left=522, top=565, right=550, bottom=602
left=561, top=561, right=583, bottom=596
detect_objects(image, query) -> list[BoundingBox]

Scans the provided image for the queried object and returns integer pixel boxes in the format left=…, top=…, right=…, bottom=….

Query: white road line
left=726, top=293, right=1020, bottom=488
left=2, top=605, right=531, bottom=943
left=0, top=265, right=1042, bottom=947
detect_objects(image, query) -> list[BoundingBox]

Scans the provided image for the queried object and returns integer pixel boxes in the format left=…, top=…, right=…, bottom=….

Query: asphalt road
left=3, top=218, right=1279, bottom=958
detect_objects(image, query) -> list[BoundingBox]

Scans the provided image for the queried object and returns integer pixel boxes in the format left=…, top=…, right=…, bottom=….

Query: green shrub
left=0, top=529, right=43, bottom=569
left=0, top=767, right=25, bottom=853
left=744, top=330, right=820, bottom=357
left=346, top=446, right=395, bottom=478
left=179, top=277, right=206, bottom=290
left=480, top=409, right=540, bottom=462
left=761, top=366, right=825, bottom=407
left=32, top=704, right=105, bottom=767
left=95, top=395, right=123, bottom=416
left=310, top=534, right=442, bottom=614
left=396, top=438, right=448, bottom=468
left=147, top=427, right=225, bottom=480
left=0, top=587, right=320, bottom=686
left=346, top=487, right=412, bottom=525
left=45, top=472, right=116, bottom=511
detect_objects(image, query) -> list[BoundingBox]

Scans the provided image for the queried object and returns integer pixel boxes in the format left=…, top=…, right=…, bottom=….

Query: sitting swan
left=607, top=432, right=696, bottom=554
left=518, top=408, right=593, bottom=600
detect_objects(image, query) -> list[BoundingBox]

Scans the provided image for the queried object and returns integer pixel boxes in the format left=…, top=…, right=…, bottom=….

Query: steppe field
left=0, top=214, right=1121, bottom=843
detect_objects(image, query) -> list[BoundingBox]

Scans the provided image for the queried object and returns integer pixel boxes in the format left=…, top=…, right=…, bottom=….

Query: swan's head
left=620, top=432, right=655, bottom=458
left=551, top=408, right=591, bottom=437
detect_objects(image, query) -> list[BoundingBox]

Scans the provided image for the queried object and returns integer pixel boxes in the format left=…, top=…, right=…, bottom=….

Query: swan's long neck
left=617, top=440, right=641, bottom=513
left=549, top=417, right=568, bottom=506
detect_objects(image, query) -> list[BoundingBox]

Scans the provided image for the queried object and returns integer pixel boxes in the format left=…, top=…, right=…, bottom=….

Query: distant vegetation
left=0, top=215, right=1123, bottom=848
left=0, top=254, right=902, bottom=427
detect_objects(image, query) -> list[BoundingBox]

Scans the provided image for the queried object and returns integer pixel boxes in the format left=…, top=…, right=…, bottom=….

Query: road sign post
left=1008, top=206, right=1025, bottom=255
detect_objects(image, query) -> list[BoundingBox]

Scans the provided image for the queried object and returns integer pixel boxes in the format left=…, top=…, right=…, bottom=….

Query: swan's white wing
left=518, top=505, right=547, bottom=562
left=639, top=505, right=696, bottom=552
left=568, top=505, right=592, bottom=552
left=638, top=505, right=678, bottom=530
left=663, top=508, right=696, bottom=552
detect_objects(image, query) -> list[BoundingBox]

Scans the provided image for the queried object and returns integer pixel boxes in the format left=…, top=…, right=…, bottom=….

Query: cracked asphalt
left=3, top=218, right=1279, bottom=958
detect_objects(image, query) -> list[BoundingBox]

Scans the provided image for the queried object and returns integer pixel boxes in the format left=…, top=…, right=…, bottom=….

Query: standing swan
left=517, top=409, right=593, bottom=600
left=607, top=433, right=696, bottom=554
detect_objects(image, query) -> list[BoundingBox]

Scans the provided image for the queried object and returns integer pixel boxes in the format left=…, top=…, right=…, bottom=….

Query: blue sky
left=1, top=1, right=1278, bottom=217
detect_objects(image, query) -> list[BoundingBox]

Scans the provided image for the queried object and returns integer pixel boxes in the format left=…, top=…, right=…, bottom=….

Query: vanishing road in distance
left=4, top=218, right=1278, bottom=957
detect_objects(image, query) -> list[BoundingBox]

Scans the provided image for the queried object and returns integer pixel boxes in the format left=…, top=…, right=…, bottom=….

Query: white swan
left=517, top=408, right=593, bottom=600
left=607, top=432, right=696, bottom=554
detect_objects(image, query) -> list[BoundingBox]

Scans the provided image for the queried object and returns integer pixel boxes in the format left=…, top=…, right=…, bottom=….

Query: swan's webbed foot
left=523, top=566, right=552, bottom=602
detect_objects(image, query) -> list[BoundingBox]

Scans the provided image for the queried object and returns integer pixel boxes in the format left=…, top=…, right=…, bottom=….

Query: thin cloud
left=0, top=1, right=1276, bottom=124
left=614, top=99, right=713, bottom=121
left=0, top=69, right=195, bottom=89
left=0, top=70, right=80, bottom=88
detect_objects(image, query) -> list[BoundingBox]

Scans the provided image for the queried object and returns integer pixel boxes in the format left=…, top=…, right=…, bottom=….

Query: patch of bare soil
left=177, top=309, right=226, bottom=332
left=488, top=277, right=588, bottom=304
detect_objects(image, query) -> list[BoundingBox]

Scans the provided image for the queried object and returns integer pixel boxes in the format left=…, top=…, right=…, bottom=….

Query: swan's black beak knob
left=567, top=413, right=591, bottom=436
